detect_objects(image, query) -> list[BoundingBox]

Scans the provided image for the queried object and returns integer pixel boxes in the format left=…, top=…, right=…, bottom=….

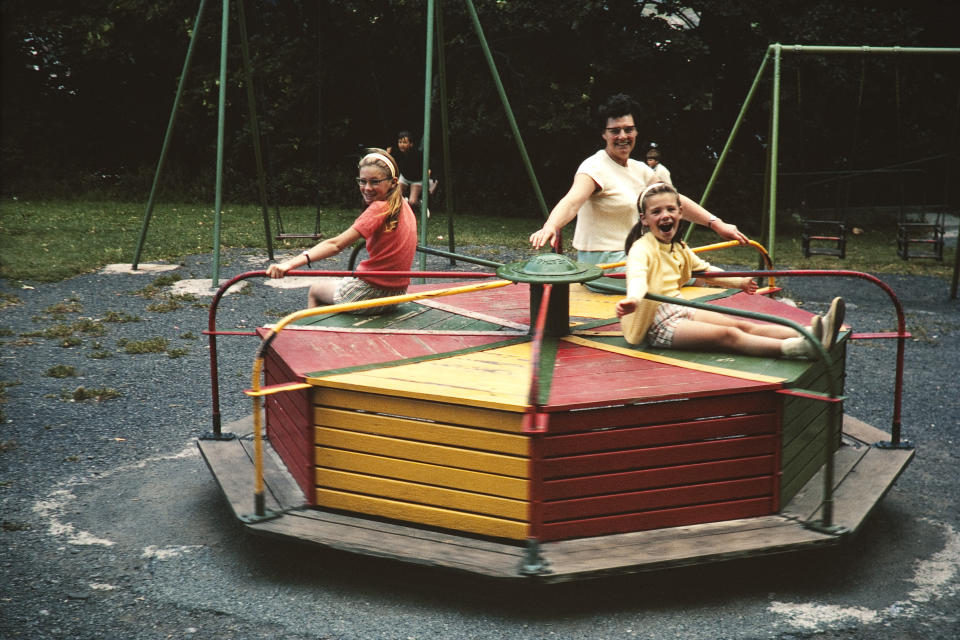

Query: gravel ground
left=1, top=246, right=958, bottom=640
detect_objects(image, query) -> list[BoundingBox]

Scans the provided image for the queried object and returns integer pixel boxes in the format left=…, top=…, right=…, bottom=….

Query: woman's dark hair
left=597, top=94, right=638, bottom=131
left=624, top=182, right=681, bottom=254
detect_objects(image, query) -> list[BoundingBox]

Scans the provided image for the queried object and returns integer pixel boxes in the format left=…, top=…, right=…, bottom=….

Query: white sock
left=781, top=336, right=814, bottom=359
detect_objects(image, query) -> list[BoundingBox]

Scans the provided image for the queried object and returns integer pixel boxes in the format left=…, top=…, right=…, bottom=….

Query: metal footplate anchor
left=519, top=538, right=552, bottom=576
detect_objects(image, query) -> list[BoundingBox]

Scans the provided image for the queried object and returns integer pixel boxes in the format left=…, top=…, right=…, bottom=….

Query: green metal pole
left=132, top=0, right=209, bottom=269
left=435, top=1, right=456, bottom=262
left=419, top=0, right=436, bottom=272
left=684, top=50, right=770, bottom=243
left=768, top=43, right=782, bottom=262
left=464, top=0, right=549, bottom=219
left=236, top=0, right=274, bottom=260
left=212, top=0, right=230, bottom=284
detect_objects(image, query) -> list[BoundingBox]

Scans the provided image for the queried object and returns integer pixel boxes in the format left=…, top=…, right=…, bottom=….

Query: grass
left=0, top=197, right=955, bottom=282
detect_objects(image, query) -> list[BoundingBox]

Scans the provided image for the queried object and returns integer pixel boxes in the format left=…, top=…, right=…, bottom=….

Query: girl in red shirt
left=266, top=149, right=417, bottom=314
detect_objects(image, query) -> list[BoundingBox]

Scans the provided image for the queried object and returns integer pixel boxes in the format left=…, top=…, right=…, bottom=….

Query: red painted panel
left=258, top=328, right=516, bottom=379
left=267, top=427, right=313, bottom=501
left=545, top=340, right=778, bottom=409
left=541, top=455, right=776, bottom=500
left=265, top=395, right=311, bottom=462
left=538, top=498, right=775, bottom=541
left=710, top=292, right=817, bottom=326
left=541, top=414, right=776, bottom=457
left=409, top=281, right=533, bottom=325
left=539, top=435, right=778, bottom=479
left=542, top=392, right=778, bottom=433
left=542, top=477, right=772, bottom=521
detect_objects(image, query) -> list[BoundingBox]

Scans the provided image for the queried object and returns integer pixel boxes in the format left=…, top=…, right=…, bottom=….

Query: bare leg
left=308, top=280, right=338, bottom=308
left=671, top=318, right=787, bottom=357
left=408, top=182, right=423, bottom=206
left=691, top=307, right=801, bottom=340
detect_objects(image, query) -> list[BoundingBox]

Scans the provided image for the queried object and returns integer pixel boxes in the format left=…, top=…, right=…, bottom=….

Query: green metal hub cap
left=496, top=253, right=604, bottom=284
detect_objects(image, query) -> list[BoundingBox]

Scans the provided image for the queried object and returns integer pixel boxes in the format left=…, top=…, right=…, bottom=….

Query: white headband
left=638, top=182, right=669, bottom=211
left=360, top=152, right=396, bottom=178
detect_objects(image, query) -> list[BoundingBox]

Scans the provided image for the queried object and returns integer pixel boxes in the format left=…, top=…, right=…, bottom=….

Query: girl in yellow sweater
left=615, top=183, right=843, bottom=358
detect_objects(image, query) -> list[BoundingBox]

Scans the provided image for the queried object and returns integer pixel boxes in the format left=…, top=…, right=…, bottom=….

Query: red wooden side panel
left=263, top=344, right=314, bottom=502
left=541, top=455, right=776, bottom=500
left=542, top=391, right=779, bottom=433
left=541, top=477, right=773, bottom=521
left=538, top=498, right=774, bottom=542
left=540, top=414, right=775, bottom=457
left=538, top=435, right=778, bottom=479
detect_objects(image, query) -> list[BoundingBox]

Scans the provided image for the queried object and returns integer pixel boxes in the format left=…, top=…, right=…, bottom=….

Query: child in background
left=266, top=149, right=417, bottom=314
left=616, top=183, right=844, bottom=358
left=645, top=146, right=672, bottom=186
left=391, top=130, right=435, bottom=209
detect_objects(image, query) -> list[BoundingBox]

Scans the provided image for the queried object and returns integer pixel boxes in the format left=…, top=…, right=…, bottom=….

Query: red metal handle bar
left=205, top=269, right=498, bottom=438
left=691, top=269, right=908, bottom=446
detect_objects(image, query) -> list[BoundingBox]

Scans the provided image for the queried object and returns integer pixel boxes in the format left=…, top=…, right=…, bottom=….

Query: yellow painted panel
left=568, top=283, right=734, bottom=321
left=311, top=343, right=535, bottom=411
left=317, top=448, right=529, bottom=499
left=569, top=284, right=621, bottom=319
left=315, top=489, right=529, bottom=540
left=312, top=388, right=525, bottom=432
left=314, top=428, right=529, bottom=478
left=316, top=469, right=528, bottom=520
left=313, top=407, right=529, bottom=455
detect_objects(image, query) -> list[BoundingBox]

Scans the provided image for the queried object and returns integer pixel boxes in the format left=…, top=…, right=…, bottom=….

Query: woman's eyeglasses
left=605, top=126, right=637, bottom=135
left=355, top=177, right=392, bottom=187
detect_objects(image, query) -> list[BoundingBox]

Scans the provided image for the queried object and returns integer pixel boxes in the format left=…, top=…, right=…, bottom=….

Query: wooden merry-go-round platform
left=199, top=264, right=913, bottom=582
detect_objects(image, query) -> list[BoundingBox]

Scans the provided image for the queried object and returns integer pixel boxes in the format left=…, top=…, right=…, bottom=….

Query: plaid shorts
left=333, top=278, right=407, bottom=315
left=646, top=302, right=695, bottom=347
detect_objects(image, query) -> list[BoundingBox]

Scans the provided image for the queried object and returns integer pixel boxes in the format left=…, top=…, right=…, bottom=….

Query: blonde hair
left=358, top=148, right=404, bottom=231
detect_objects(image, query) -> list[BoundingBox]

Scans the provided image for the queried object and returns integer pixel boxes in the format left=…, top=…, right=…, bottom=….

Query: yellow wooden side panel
left=313, top=407, right=529, bottom=456
left=317, top=448, right=528, bottom=499
left=313, top=387, right=525, bottom=432
left=315, top=428, right=529, bottom=478
left=312, top=343, right=534, bottom=411
left=316, top=468, right=527, bottom=520
left=315, top=489, right=529, bottom=540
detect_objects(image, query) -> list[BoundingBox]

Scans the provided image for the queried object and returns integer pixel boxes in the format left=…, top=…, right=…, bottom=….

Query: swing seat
left=897, top=206, right=946, bottom=261
left=801, top=217, right=847, bottom=258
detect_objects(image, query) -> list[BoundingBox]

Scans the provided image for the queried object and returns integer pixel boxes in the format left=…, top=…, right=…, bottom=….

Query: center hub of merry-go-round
left=497, top=253, right=604, bottom=337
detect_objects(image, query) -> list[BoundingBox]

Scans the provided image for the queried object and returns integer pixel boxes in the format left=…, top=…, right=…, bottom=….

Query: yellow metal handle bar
left=596, top=239, right=776, bottom=288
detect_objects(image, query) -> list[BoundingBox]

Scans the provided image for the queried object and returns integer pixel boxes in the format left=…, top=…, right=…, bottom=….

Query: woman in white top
left=529, top=94, right=746, bottom=267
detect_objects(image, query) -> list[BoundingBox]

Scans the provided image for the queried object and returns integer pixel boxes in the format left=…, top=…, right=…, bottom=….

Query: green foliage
left=102, top=310, right=141, bottom=323
left=118, top=336, right=168, bottom=354
left=0, top=293, right=21, bottom=310
left=44, top=365, right=79, bottom=378
left=44, top=299, right=83, bottom=314
left=61, top=386, right=122, bottom=402
left=2, top=0, right=956, bottom=219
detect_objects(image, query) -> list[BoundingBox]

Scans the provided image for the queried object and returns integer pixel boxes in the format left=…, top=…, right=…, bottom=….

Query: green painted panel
left=291, top=303, right=511, bottom=332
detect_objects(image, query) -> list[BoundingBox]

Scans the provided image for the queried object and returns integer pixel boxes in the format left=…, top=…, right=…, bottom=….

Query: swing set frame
left=130, top=0, right=551, bottom=284
left=683, top=43, right=960, bottom=297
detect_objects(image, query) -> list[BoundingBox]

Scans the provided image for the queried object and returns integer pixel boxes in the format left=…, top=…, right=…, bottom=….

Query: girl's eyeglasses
left=355, top=177, right=392, bottom=187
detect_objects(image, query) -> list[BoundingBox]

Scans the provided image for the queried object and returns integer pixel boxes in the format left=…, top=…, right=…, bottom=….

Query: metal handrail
left=204, top=269, right=503, bottom=438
